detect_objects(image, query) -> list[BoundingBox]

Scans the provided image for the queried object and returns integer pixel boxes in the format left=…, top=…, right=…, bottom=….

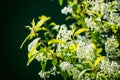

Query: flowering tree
left=21, top=0, right=120, bottom=80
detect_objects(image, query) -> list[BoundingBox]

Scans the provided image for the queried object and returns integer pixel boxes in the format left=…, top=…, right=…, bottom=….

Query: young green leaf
left=52, top=58, right=58, bottom=66
left=90, top=42, right=96, bottom=50
left=36, top=15, right=51, bottom=31
left=99, top=74, right=108, bottom=80
left=28, top=43, right=40, bottom=59
left=41, top=60, right=47, bottom=71
left=20, top=34, right=30, bottom=49
left=96, top=48, right=103, bottom=54
left=49, top=22, right=57, bottom=26
left=48, top=39, right=65, bottom=45
left=117, top=33, right=120, bottom=45
left=27, top=52, right=38, bottom=66
left=72, top=4, right=77, bottom=13
left=61, top=71, right=68, bottom=80
left=74, top=28, right=88, bottom=36
left=87, top=60, right=94, bottom=69
left=94, top=56, right=105, bottom=67
left=59, top=0, right=63, bottom=6
left=31, top=18, right=35, bottom=28
left=91, top=31, right=99, bottom=42
left=69, top=43, right=78, bottom=51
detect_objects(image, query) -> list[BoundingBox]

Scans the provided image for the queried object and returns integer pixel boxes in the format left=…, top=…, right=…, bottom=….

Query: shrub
left=21, top=0, right=120, bottom=79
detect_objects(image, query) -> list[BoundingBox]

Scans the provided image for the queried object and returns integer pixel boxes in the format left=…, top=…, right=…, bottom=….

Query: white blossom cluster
left=56, top=25, right=72, bottom=52
left=38, top=70, right=50, bottom=79
left=110, top=12, right=120, bottom=25
left=57, top=25, right=72, bottom=41
left=101, top=1, right=120, bottom=25
left=60, top=61, right=73, bottom=71
left=36, top=53, right=46, bottom=61
left=100, top=58, right=120, bottom=77
left=38, top=66, right=59, bottom=79
left=61, top=5, right=72, bottom=15
left=85, top=17, right=100, bottom=31
left=77, top=40, right=95, bottom=62
left=85, top=0, right=120, bottom=32
left=105, top=36, right=119, bottom=56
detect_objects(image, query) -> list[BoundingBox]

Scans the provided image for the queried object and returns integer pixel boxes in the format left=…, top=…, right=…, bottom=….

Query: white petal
left=28, top=38, right=40, bottom=52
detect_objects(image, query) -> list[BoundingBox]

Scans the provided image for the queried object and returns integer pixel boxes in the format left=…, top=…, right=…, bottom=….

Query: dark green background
left=1, top=0, right=66, bottom=80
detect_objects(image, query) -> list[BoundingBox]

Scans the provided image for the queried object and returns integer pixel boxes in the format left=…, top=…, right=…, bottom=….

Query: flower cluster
left=85, top=17, right=100, bottom=31
left=56, top=25, right=72, bottom=41
left=56, top=25, right=72, bottom=52
left=100, top=58, right=120, bottom=78
left=61, top=5, right=72, bottom=15
left=38, top=70, right=50, bottom=79
left=77, top=40, right=95, bottom=62
left=60, top=61, right=73, bottom=71
left=36, top=53, right=46, bottom=61
left=105, top=35, right=119, bottom=57
left=85, top=0, right=120, bottom=32
left=38, top=66, right=59, bottom=79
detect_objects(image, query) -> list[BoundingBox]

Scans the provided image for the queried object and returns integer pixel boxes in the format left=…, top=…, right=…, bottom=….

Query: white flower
left=50, top=66, right=60, bottom=76
left=36, top=53, right=46, bottom=61
left=56, top=25, right=72, bottom=52
left=38, top=70, right=50, bottom=79
left=38, top=71, right=46, bottom=79
left=61, top=5, right=72, bottom=15
left=85, top=17, right=99, bottom=31
left=77, top=40, right=95, bottom=61
left=105, top=36, right=119, bottom=56
left=60, top=61, right=73, bottom=71
left=100, top=58, right=120, bottom=77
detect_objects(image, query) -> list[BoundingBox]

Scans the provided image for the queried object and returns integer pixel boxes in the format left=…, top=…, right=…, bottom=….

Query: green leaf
left=59, top=0, right=63, bottom=6
left=37, top=27, right=47, bottom=31
left=61, top=71, right=68, bottom=80
left=52, top=58, right=58, bottom=66
left=96, top=48, right=103, bottom=54
left=36, top=15, right=51, bottom=31
left=69, top=43, right=78, bottom=51
left=87, top=60, right=94, bottom=69
left=74, top=28, right=88, bottom=36
left=99, top=74, right=108, bottom=80
left=49, top=22, right=57, bottom=26
left=48, top=39, right=65, bottom=45
left=28, top=38, right=40, bottom=52
left=20, top=34, right=30, bottom=49
left=78, top=69, right=91, bottom=79
left=117, top=33, right=120, bottom=45
left=91, top=31, right=99, bottom=42
left=41, top=59, right=47, bottom=71
left=28, top=43, right=40, bottom=59
left=72, top=4, right=77, bottom=13
left=90, top=42, right=96, bottom=50
left=27, top=52, right=38, bottom=66
left=31, top=18, right=35, bottom=28
left=94, top=56, right=105, bottom=67
left=67, top=71, right=72, bottom=77
left=65, top=16, right=73, bottom=21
